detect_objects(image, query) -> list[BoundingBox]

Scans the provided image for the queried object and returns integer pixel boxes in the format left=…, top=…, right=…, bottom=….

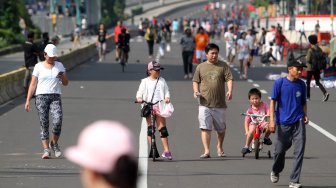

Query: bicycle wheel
left=254, top=139, right=260, bottom=159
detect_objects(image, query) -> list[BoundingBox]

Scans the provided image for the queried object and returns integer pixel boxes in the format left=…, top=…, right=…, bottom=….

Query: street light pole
left=332, top=0, right=334, bottom=36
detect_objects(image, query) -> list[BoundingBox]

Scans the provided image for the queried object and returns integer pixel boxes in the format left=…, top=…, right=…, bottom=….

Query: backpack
left=311, top=46, right=327, bottom=71
left=148, top=29, right=155, bottom=40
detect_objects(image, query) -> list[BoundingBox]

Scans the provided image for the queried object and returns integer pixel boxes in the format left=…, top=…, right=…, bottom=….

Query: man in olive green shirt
left=193, top=43, right=233, bottom=158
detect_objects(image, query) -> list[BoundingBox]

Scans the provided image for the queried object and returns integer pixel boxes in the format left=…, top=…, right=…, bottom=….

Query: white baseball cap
left=44, top=44, right=58, bottom=57
left=65, top=120, right=135, bottom=173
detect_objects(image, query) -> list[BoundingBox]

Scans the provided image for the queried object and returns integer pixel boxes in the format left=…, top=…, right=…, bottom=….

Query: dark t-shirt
left=98, top=30, right=107, bottom=43
left=23, top=41, right=38, bottom=67
left=117, top=33, right=130, bottom=52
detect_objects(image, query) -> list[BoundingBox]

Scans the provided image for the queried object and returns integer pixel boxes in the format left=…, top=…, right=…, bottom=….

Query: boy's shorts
left=196, top=50, right=206, bottom=61
left=198, top=106, right=226, bottom=132
left=249, top=121, right=269, bottom=130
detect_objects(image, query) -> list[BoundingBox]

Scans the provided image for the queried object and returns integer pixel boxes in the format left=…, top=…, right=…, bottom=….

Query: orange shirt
left=114, top=26, right=122, bottom=42
left=195, top=33, right=209, bottom=50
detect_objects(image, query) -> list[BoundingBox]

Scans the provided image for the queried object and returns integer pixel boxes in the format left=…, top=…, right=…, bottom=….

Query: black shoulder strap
left=150, top=77, right=160, bottom=102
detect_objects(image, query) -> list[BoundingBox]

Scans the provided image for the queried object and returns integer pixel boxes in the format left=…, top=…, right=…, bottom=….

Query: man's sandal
left=200, top=153, right=211, bottom=159
left=217, top=151, right=226, bottom=157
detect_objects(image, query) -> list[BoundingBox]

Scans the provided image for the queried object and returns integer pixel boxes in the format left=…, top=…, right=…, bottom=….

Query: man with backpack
left=305, top=34, right=329, bottom=102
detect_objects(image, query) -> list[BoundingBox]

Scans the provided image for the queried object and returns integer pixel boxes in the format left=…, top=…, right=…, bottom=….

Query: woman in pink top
left=241, top=88, right=273, bottom=155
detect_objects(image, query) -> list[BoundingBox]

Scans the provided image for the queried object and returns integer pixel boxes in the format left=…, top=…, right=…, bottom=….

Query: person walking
left=136, top=61, right=173, bottom=160
left=96, top=24, right=111, bottom=62
left=180, top=27, right=196, bottom=79
left=195, top=27, right=209, bottom=63
left=23, top=32, right=39, bottom=97
left=144, top=25, right=156, bottom=59
left=114, top=21, right=123, bottom=61
left=65, top=120, right=138, bottom=188
left=192, top=43, right=233, bottom=158
left=269, top=59, right=309, bottom=188
left=157, top=26, right=168, bottom=58
left=224, top=25, right=236, bottom=64
left=305, top=34, right=330, bottom=101
left=25, top=44, right=69, bottom=159
left=237, top=32, right=250, bottom=79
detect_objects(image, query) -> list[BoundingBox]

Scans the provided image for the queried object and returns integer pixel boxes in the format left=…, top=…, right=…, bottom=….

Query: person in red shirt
left=275, top=27, right=288, bottom=61
left=114, top=21, right=123, bottom=61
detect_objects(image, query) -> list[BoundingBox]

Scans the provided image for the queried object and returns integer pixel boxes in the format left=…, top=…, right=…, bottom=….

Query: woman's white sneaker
left=42, top=149, right=51, bottom=159
left=49, top=142, right=62, bottom=158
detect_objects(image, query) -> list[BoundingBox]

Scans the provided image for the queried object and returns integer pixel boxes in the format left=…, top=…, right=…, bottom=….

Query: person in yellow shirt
left=51, top=12, right=57, bottom=33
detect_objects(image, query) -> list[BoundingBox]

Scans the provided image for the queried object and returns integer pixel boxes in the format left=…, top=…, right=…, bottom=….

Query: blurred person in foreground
left=65, top=120, right=138, bottom=188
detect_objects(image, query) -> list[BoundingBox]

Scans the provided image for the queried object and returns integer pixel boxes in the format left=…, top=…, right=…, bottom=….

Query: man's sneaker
left=263, top=137, right=273, bottom=145
left=323, top=93, right=330, bottom=102
left=49, top=142, right=62, bottom=158
left=188, top=73, right=193, bottom=79
left=161, top=152, right=172, bottom=160
left=289, top=182, right=302, bottom=188
left=270, top=171, right=279, bottom=183
left=42, top=149, right=51, bottom=159
left=241, top=147, right=251, bottom=155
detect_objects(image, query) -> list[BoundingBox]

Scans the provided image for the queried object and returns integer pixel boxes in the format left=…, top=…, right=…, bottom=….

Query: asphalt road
left=1, top=4, right=336, bottom=188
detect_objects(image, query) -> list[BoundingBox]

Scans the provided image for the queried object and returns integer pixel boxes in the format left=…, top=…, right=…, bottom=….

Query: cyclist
left=136, top=61, right=173, bottom=160
left=241, top=88, right=272, bottom=155
left=117, top=27, right=130, bottom=64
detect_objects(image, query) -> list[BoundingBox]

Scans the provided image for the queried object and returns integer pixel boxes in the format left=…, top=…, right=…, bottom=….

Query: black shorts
left=250, top=49, right=255, bottom=56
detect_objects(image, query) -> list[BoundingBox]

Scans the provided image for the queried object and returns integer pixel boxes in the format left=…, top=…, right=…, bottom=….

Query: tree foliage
left=0, top=0, right=39, bottom=47
left=101, top=0, right=125, bottom=27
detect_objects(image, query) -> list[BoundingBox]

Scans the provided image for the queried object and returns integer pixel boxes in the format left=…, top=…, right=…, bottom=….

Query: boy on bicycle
left=117, top=27, right=130, bottom=64
left=241, top=88, right=272, bottom=155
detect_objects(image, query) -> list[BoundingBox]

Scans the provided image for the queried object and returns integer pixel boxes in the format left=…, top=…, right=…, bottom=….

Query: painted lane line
left=260, top=89, right=267, bottom=94
left=138, top=118, right=148, bottom=188
left=247, top=79, right=253, bottom=83
left=309, top=121, right=336, bottom=143
left=253, top=83, right=260, bottom=87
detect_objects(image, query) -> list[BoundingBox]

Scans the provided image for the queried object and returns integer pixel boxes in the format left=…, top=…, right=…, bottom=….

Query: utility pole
left=332, top=0, right=334, bottom=36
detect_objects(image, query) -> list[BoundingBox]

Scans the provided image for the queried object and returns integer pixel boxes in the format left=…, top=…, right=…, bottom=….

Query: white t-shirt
left=33, top=61, right=66, bottom=95
left=146, top=79, right=161, bottom=103
left=237, top=38, right=249, bottom=54
left=224, top=32, right=235, bottom=48
left=246, top=35, right=255, bottom=49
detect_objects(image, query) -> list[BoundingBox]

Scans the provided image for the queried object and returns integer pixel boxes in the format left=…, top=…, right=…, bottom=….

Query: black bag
left=141, top=104, right=151, bottom=117
left=311, top=47, right=327, bottom=71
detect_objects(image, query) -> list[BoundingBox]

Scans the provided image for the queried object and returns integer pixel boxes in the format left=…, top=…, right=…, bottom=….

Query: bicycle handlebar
left=134, top=100, right=161, bottom=105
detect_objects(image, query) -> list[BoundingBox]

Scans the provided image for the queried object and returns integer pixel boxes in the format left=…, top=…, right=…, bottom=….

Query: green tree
left=101, top=0, right=126, bottom=27
left=0, top=0, right=39, bottom=48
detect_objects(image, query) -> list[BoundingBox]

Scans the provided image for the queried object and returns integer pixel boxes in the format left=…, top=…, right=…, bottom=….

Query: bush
left=0, top=29, right=25, bottom=46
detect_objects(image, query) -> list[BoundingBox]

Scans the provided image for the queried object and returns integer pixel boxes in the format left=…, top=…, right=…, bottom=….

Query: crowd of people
left=19, top=7, right=336, bottom=188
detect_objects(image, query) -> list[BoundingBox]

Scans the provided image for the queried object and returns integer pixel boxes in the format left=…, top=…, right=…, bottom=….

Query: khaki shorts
left=198, top=106, right=227, bottom=132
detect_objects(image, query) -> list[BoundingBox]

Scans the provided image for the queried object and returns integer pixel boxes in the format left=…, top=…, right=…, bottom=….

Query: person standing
left=65, top=120, right=138, bottom=188
left=25, top=44, right=69, bottom=159
left=269, top=59, right=309, bottom=188
left=305, top=34, right=330, bottom=101
left=23, top=32, right=39, bottom=97
left=195, top=27, right=209, bottom=63
left=180, top=27, right=196, bottom=79
left=192, top=43, right=233, bottom=158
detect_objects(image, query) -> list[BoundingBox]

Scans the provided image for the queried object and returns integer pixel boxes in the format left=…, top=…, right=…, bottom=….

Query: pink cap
left=147, top=61, right=164, bottom=70
left=65, top=120, right=135, bottom=173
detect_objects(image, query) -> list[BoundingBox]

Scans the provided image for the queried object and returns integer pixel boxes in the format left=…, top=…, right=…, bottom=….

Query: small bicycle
left=135, top=100, right=161, bottom=161
left=241, top=113, right=272, bottom=159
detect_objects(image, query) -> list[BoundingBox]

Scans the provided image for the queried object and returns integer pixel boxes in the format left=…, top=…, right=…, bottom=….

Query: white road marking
left=138, top=119, right=148, bottom=188
left=252, top=83, right=260, bottom=87
left=260, top=89, right=267, bottom=94
left=247, top=79, right=253, bottom=83
left=309, top=121, right=336, bottom=142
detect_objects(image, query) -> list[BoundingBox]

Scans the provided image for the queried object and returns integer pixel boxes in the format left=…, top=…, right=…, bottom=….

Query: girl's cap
left=65, top=120, right=135, bottom=173
left=148, top=61, right=164, bottom=70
